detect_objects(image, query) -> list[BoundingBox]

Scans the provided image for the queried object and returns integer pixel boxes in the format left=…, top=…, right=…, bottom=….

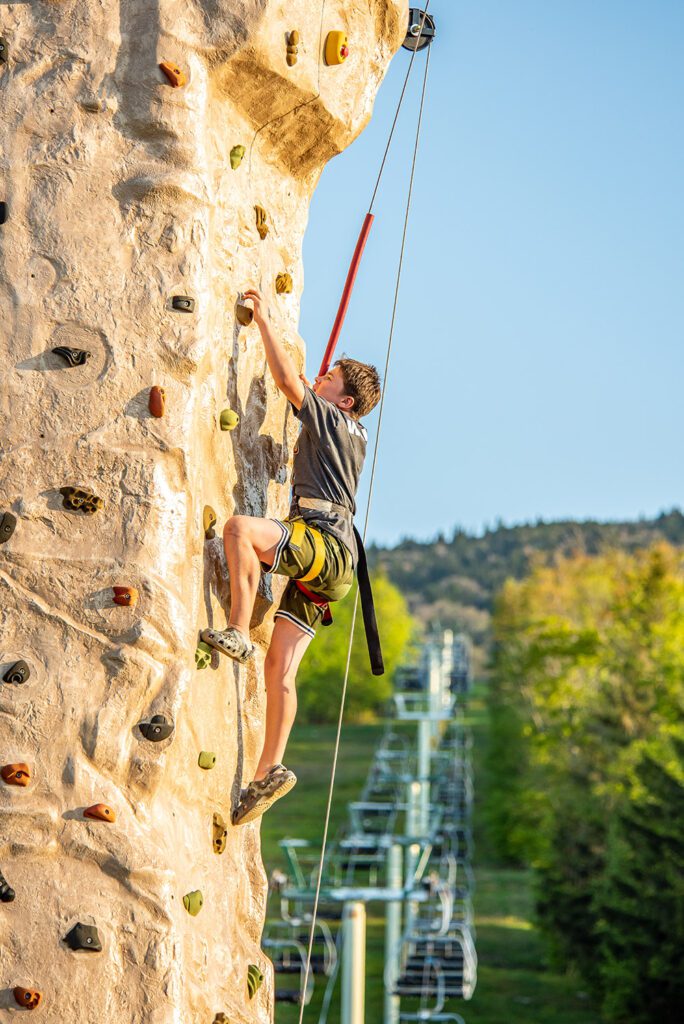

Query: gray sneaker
left=232, top=764, right=297, bottom=826
left=200, top=626, right=255, bottom=664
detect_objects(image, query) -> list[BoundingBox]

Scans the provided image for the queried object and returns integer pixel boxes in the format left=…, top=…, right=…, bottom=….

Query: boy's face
left=313, top=366, right=354, bottom=412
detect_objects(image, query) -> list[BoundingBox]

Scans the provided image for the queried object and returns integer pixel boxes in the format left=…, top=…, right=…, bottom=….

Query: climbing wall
left=0, top=2, right=405, bottom=1021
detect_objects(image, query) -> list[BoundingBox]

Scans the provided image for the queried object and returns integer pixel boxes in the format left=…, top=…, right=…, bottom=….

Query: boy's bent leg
left=223, top=515, right=285, bottom=635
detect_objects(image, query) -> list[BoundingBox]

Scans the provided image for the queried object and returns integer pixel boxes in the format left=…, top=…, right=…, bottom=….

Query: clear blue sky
left=299, top=1, right=684, bottom=547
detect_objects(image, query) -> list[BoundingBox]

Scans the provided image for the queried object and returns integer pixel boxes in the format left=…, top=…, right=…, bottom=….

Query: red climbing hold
left=84, top=803, right=116, bottom=823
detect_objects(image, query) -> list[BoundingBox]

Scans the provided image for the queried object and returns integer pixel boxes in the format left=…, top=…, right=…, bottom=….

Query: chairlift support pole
left=384, top=844, right=403, bottom=1024
left=341, top=902, right=366, bottom=1024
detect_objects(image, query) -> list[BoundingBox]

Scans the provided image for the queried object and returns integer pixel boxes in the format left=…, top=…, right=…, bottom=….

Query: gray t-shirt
left=289, top=387, right=368, bottom=563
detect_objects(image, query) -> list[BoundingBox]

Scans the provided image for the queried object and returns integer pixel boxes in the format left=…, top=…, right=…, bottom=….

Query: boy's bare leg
left=253, top=617, right=313, bottom=780
left=222, top=515, right=284, bottom=636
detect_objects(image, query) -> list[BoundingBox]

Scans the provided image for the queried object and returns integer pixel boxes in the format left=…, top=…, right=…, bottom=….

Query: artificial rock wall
left=0, top=2, right=405, bottom=1021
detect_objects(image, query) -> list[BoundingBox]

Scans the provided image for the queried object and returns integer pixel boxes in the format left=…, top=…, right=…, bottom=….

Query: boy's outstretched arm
left=244, top=288, right=305, bottom=410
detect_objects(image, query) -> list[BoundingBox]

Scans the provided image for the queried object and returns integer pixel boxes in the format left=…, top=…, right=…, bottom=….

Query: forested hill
left=368, top=509, right=684, bottom=660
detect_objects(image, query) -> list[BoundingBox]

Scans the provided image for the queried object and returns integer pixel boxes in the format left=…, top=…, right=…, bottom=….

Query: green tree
left=296, top=572, right=416, bottom=723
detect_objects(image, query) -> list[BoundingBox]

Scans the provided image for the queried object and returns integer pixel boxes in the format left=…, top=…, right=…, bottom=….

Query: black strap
left=353, top=526, right=384, bottom=676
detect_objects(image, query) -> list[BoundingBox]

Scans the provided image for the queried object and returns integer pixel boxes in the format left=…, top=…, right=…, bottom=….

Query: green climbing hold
left=230, top=145, right=245, bottom=169
left=183, top=889, right=204, bottom=916
left=195, top=641, right=213, bottom=670
left=198, top=751, right=216, bottom=770
left=247, top=964, right=264, bottom=1000
left=219, top=409, right=239, bottom=431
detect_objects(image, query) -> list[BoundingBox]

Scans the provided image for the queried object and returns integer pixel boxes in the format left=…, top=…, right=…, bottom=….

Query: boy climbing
left=201, top=287, right=382, bottom=826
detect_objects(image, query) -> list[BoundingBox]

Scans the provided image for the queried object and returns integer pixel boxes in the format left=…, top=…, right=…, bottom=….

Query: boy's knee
left=224, top=515, right=249, bottom=540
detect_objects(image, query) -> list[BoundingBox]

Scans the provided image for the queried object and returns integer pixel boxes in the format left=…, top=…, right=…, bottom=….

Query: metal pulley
left=402, top=8, right=436, bottom=52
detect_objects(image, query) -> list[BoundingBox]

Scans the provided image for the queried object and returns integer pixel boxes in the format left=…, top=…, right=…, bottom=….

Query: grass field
left=260, top=687, right=601, bottom=1024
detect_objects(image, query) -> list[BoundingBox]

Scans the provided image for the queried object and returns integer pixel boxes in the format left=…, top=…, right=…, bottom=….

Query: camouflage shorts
left=267, top=518, right=354, bottom=637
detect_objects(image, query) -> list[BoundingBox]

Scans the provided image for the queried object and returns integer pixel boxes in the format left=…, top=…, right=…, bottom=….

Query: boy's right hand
left=243, top=288, right=268, bottom=327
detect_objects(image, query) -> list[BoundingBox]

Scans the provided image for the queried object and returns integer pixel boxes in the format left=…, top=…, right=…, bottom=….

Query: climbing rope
left=297, top=11, right=433, bottom=1020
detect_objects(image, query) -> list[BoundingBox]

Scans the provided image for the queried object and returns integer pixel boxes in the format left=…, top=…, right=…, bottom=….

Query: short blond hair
left=335, top=357, right=381, bottom=418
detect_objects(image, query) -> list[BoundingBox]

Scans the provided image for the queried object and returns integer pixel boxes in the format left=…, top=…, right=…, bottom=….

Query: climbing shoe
left=200, top=626, right=255, bottom=664
left=232, top=764, right=297, bottom=826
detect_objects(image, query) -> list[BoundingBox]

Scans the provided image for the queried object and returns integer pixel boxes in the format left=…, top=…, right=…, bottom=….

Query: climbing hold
left=183, top=889, right=204, bottom=916
left=236, top=302, right=253, bottom=327
left=60, top=487, right=103, bottom=515
left=159, top=60, right=186, bottom=87
left=195, top=641, right=213, bottom=670
left=0, top=37, right=8, bottom=65
left=286, top=30, right=300, bottom=66
left=219, top=408, right=239, bottom=431
left=325, top=30, right=349, bottom=66
left=1, top=763, right=30, bottom=787
left=84, top=803, right=116, bottom=823
left=254, top=205, right=269, bottom=240
left=402, top=8, right=437, bottom=51
left=0, top=510, right=17, bottom=544
left=64, top=922, right=102, bottom=952
left=0, top=868, right=15, bottom=902
left=171, top=295, right=195, bottom=313
left=112, top=586, right=139, bottom=608
left=0, top=201, right=6, bottom=224
left=198, top=751, right=216, bottom=770
left=149, top=386, right=166, bottom=418
left=13, top=988, right=42, bottom=1010
left=247, top=964, right=264, bottom=1000
left=52, top=346, right=91, bottom=368
left=139, top=714, right=174, bottom=742
left=81, top=98, right=104, bottom=113
left=230, top=144, right=246, bottom=170
left=2, top=660, right=30, bottom=685
left=213, top=1015, right=229, bottom=1024
left=275, top=273, right=293, bottom=294
left=203, top=506, right=217, bottom=540
left=213, top=812, right=227, bottom=854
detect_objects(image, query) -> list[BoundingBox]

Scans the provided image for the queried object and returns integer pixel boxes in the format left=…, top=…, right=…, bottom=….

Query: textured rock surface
left=0, top=2, right=405, bottom=1021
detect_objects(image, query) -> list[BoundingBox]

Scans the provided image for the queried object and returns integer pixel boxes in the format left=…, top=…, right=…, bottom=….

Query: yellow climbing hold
left=254, top=205, right=269, bottom=240
left=159, top=60, right=187, bottom=87
left=275, top=273, right=293, bottom=294
left=325, top=30, right=349, bottom=66
left=230, top=145, right=245, bottom=169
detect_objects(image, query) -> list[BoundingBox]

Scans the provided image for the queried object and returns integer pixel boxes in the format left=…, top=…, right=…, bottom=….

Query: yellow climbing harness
left=289, top=520, right=326, bottom=583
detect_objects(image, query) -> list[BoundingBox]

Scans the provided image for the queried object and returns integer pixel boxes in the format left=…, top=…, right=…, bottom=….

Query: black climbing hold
left=0, top=511, right=17, bottom=544
left=3, top=660, right=30, bottom=685
left=139, top=714, right=174, bottom=742
left=64, top=922, right=102, bottom=952
left=52, top=346, right=91, bottom=367
left=60, top=487, right=103, bottom=514
left=0, top=868, right=15, bottom=902
left=0, top=202, right=6, bottom=224
left=171, top=296, right=195, bottom=313
left=402, top=8, right=436, bottom=51
left=0, top=38, right=8, bottom=65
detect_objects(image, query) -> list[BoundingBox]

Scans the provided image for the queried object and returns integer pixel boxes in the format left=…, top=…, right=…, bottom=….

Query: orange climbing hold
left=159, top=60, right=186, bottom=87
left=84, top=803, right=116, bottom=823
left=113, top=586, right=139, bottom=608
left=149, top=385, right=166, bottom=418
left=13, top=988, right=42, bottom=1010
left=1, top=763, right=30, bottom=787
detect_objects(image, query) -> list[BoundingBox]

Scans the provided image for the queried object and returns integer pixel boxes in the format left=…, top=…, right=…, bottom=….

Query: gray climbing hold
left=139, top=714, right=174, bottom=742
left=0, top=868, right=15, bottom=902
left=171, top=296, right=195, bottom=313
left=3, top=660, right=30, bottom=685
left=0, top=511, right=17, bottom=544
left=52, top=346, right=91, bottom=367
left=0, top=37, right=8, bottom=65
left=64, top=923, right=102, bottom=952
left=0, top=201, right=6, bottom=224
